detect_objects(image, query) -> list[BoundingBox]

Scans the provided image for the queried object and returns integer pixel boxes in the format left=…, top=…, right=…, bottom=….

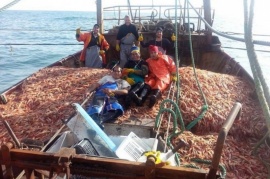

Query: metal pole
left=3, top=120, right=21, bottom=148
left=96, top=0, right=103, bottom=33
left=203, top=0, right=212, bottom=44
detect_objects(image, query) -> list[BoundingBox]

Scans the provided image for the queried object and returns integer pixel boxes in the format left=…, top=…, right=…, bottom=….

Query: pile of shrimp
left=0, top=66, right=269, bottom=178
left=0, top=67, right=109, bottom=143
left=120, top=67, right=269, bottom=178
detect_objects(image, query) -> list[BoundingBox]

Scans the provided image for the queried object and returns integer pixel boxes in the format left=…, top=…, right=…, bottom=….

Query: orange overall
left=77, top=32, right=109, bottom=64
left=145, top=54, right=176, bottom=92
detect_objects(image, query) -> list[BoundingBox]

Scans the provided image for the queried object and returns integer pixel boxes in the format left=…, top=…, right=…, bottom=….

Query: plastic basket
left=115, top=132, right=151, bottom=161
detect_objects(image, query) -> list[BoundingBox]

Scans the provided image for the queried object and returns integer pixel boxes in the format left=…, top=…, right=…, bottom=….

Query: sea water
left=0, top=10, right=269, bottom=93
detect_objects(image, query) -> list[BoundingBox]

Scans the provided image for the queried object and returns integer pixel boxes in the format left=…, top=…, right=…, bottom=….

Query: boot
left=148, top=89, right=161, bottom=108
left=100, top=109, right=122, bottom=123
left=129, top=82, right=145, bottom=106
left=137, top=84, right=151, bottom=106
left=124, top=95, right=132, bottom=110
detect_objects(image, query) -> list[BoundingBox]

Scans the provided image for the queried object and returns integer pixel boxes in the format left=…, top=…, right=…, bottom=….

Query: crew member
left=85, top=65, right=130, bottom=128
left=137, top=45, right=177, bottom=108
left=122, top=46, right=148, bottom=109
left=116, top=15, right=140, bottom=68
left=76, top=24, right=110, bottom=68
left=140, top=27, right=174, bottom=55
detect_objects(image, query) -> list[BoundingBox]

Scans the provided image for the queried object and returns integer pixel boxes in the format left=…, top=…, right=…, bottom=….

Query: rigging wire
left=187, top=1, right=270, bottom=47
left=0, top=0, right=21, bottom=12
left=0, top=29, right=77, bottom=32
left=0, top=43, right=83, bottom=45
left=222, top=46, right=270, bottom=53
left=221, top=31, right=270, bottom=37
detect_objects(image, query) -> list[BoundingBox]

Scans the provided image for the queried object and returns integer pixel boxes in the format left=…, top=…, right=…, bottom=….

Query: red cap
left=149, top=45, right=159, bottom=53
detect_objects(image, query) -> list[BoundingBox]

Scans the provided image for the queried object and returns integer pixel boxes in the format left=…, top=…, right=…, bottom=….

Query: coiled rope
left=153, top=0, right=183, bottom=166
left=153, top=0, right=209, bottom=167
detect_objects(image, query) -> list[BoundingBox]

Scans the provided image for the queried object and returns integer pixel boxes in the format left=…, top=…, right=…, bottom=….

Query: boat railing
left=207, top=102, right=242, bottom=179
left=103, top=5, right=214, bottom=33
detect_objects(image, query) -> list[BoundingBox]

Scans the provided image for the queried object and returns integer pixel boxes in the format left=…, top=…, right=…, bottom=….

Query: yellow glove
left=126, top=68, right=135, bottom=73
left=76, top=27, right=81, bottom=34
left=171, top=74, right=177, bottom=82
left=99, top=50, right=105, bottom=55
left=76, top=27, right=81, bottom=38
left=116, top=44, right=120, bottom=51
left=126, top=77, right=135, bottom=85
left=138, top=34, right=144, bottom=42
left=171, top=33, right=176, bottom=41
left=143, top=151, right=170, bottom=166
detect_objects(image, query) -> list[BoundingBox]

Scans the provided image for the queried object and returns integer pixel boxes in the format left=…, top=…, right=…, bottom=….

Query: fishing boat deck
left=1, top=1, right=269, bottom=178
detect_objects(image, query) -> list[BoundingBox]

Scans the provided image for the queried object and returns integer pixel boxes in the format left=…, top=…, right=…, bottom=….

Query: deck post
left=96, top=0, right=103, bottom=33
left=203, top=0, right=212, bottom=45
left=1, top=143, right=14, bottom=179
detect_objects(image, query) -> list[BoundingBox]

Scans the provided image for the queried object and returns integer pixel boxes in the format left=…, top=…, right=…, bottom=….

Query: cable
left=222, top=46, right=270, bottom=53
left=187, top=1, right=270, bottom=47
left=0, top=43, right=83, bottom=45
left=0, top=0, right=21, bottom=12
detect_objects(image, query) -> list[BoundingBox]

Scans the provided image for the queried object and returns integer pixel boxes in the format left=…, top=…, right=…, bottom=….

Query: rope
left=0, top=0, right=21, bottom=12
left=243, top=0, right=270, bottom=133
left=191, top=158, right=227, bottom=179
left=243, top=1, right=270, bottom=177
left=174, top=0, right=180, bottom=102
left=185, top=0, right=208, bottom=130
left=152, top=0, right=184, bottom=166
left=187, top=1, right=270, bottom=47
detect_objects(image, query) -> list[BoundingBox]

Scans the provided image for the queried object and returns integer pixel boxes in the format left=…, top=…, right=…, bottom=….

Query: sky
left=0, top=0, right=270, bottom=16
left=1, top=0, right=216, bottom=11
left=0, top=0, right=269, bottom=14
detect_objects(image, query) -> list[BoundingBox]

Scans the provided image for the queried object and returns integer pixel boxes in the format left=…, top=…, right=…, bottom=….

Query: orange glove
left=121, top=68, right=129, bottom=77
left=122, top=68, right=134, bottom=75
left=126, top=69, right=135, bottom=73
